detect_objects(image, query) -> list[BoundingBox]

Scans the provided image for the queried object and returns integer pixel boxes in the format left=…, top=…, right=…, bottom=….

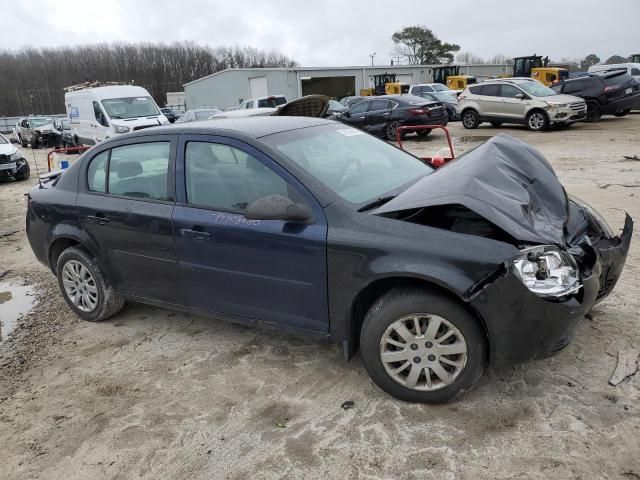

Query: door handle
left=87, top=214, right=110, bottom=225
left=180, top=228, right=211, bottom=242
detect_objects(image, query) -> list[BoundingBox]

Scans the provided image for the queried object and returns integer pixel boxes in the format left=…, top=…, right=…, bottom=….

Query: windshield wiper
left=357, top=195, right=396, bottom=212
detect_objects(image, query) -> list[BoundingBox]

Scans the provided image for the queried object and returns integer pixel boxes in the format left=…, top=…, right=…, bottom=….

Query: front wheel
left=56, top=246, right=125, bottom=322
left=526, top=110, right=548, bottom=131
left=360, top=288, right=486, bottom=403
left=14, top=162, right=30, bottom=181
left=586, top=102, right=601, bottom=123
left=461, top=110, right=480, bottom=129
left=614, top=108, right=631, bottom=117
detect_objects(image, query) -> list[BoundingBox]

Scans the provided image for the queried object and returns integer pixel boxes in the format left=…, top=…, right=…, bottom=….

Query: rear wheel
left=526, top=110, right=548, bottom=131
left=19, top=135, right=28, bottom=148
left=360, top=288, right=486, bottom=403
left=56, top=247, right=125, bottom=322
left=385, top=121, right=403, bottom=140
left=586, top=102, right=601, bottom=123
left=490, top=121, right=502, bottom=127
left=461, top=110, right=480, bottom=129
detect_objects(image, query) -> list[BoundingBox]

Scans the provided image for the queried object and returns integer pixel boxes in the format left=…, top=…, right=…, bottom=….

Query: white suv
left=456, top=79, right=587, bottom=131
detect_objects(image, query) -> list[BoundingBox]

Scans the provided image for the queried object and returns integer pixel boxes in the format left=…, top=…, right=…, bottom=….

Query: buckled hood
left=374, top=134, right=568, bottom=245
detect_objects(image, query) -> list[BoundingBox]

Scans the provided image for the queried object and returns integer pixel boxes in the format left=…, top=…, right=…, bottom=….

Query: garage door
left=249, top=76, right=268, bottom=98
left=396, top=74, right=414, bottom=85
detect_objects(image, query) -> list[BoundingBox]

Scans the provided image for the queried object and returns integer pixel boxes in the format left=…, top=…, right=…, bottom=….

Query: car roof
left=108, top=116, right=332, bottom=141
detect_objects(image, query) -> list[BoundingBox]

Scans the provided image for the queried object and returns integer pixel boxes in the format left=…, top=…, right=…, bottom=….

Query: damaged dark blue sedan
left=26, top=117, right=632, bottom=403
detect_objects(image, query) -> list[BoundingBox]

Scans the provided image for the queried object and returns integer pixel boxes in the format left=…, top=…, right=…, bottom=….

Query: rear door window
left=107, top=142, right=171, bottom=200
left=562, top=81, right=584, bottom=94
left=87, top=150, right=108, bottom=193
left=480, top=84, right=500, bottom=96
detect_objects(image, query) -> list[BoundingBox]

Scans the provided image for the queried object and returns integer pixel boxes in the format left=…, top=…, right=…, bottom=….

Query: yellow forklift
left=513, top=55, right=569, bottom=86
left=446, top=75, right=477, bottom=90
left=360, top=73, right=409, bottom=96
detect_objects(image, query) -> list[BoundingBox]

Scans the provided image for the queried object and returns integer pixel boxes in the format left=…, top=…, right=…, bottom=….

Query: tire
left=526, top=110, right=549, bottom=131
left=360, top=287, right=486, bottom=403
left=56, top=246, right=125, bottom=322
left=385, top=121, right=403, bottom=140
left=14, top=162, right=30, bottom=181
left=461, top=110, right=480, bottom=129
left=585, top=102, right=601, bottom=123
left=490, top=122, right=502, bottom=127
left=613, top=108, right=631, bottom=117
left=417, top=130, right=431, bottom=137
left=19, top=135, right=28, bottom=148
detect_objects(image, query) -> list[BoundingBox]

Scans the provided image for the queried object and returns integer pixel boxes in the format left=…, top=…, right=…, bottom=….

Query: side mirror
left=245, top=194, right=312, bottom=223
left=9, top=137, right=19, bottom=144
left=515, top=93, right=525, bottom=100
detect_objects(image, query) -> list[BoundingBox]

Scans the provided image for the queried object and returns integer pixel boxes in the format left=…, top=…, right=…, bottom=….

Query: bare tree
left=0, top=42, right=298, bottom=116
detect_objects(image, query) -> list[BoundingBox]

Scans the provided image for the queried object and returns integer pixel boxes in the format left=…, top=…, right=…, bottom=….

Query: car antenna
left=28, top=144, right=44, bottom=189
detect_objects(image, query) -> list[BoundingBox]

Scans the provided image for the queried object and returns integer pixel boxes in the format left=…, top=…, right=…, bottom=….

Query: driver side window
left=349, top=102, right=370, bottom=114
left=185, top=142, right=289, bottom=213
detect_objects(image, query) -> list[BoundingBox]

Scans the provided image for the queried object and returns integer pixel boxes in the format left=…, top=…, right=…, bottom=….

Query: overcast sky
left=2, top=0, right=639, bottom=66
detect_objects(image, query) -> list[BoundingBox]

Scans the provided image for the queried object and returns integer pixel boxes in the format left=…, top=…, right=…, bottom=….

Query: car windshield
left=518, top=82, right=557, bottom=97
left=194, top=109, right=221, bottom=120
left=262, top=124, right=433, bottom=205
left=432, top=84, right=450, bottom=92
left=61, top=119, right=70, bottom=129
left=30, top=118, right=53, bottom=127
left=0, top=134, right=7, bottom=144
left=101, top=96, right=160, bottom=119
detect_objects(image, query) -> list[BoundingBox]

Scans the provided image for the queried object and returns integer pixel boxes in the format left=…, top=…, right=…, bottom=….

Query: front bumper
left=548, top=105, right=587, bottom=124
left=0, top=157, right=27, bottom=176
left=470, top=214, right=633, bottom=366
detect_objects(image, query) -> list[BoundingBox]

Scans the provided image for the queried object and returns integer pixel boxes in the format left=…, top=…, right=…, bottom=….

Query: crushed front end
left=468, top=202, right=633, bottom=366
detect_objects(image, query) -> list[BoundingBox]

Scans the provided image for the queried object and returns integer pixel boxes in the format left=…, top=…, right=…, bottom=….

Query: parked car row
left=456, top=70, right=640, bottom=131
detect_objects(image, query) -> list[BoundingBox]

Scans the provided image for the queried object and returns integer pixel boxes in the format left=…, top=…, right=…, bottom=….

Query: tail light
left=408, top=108, right=429, bottom=115
left=603, top=85, right=620, bottom=92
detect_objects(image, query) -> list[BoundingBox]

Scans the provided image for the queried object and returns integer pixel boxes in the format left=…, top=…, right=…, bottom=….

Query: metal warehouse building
left=183, top=64, right=511, bottom=110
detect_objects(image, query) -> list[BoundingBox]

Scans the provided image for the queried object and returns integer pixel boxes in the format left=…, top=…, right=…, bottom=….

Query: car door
left=477, top=84, right=502, bottom=118
left=92, top=101, right=110, bottom=143
left=498, top=84, right=527, bottom=119
left=76, top=135, right=183, bottom=304
left=366, top=99, right=393, bottom=134
left=341, top=100, right=370, bottom=130
left=172, top=135, right=328, bottom=332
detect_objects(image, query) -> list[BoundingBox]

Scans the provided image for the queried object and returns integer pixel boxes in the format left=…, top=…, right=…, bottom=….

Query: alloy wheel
left=386, top=121, right=401, bottom=139
left=528, top=112, right=546, bottom=130
left=61, top=260, right=99, bottom=312
left=379, top=314, right=468, bottom=391
left=462, top=112, right=476, bottom=128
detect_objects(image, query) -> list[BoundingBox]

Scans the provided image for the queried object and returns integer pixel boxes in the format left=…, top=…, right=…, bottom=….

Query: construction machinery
left=433, top=65, right=460, bottom=85
left=446, top=75, right=477, bottom=91
left=512, top=55, right=569, bottom=86
left=360, top=73, right=409, bottom=96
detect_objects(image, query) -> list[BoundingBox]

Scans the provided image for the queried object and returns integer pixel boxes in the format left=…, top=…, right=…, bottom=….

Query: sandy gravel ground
left=0, top=116, right=639, bottom=480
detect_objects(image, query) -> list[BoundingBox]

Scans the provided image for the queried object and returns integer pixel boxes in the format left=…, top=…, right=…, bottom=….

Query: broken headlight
left=568, top=194, right=614, bottom=237
left=513, top=246, right=581, bottom=297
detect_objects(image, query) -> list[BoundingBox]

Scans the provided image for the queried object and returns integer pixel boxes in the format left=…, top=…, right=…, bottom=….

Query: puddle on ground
left=0, top=282, right=36, bottom=342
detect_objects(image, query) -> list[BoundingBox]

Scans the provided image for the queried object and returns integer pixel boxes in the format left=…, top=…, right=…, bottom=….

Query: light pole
left=369, top=52, right=376, bottom=66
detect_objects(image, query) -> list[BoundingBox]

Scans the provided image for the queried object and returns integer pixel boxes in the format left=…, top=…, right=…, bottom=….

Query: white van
left=65, top=85, right=169, bottom=145
left=588, top=63, right=640, bottom=81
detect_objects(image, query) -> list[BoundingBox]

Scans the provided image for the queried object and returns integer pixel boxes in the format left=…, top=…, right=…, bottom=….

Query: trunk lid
left=374, top=134, right=568, bottom=245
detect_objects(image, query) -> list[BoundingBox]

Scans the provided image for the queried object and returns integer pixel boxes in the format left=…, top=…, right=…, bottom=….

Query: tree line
left=0, top=42, right=297, bottom=116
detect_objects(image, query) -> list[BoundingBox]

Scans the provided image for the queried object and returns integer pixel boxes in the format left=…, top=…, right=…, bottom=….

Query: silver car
left=456, top=79, right=587, bottom=131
